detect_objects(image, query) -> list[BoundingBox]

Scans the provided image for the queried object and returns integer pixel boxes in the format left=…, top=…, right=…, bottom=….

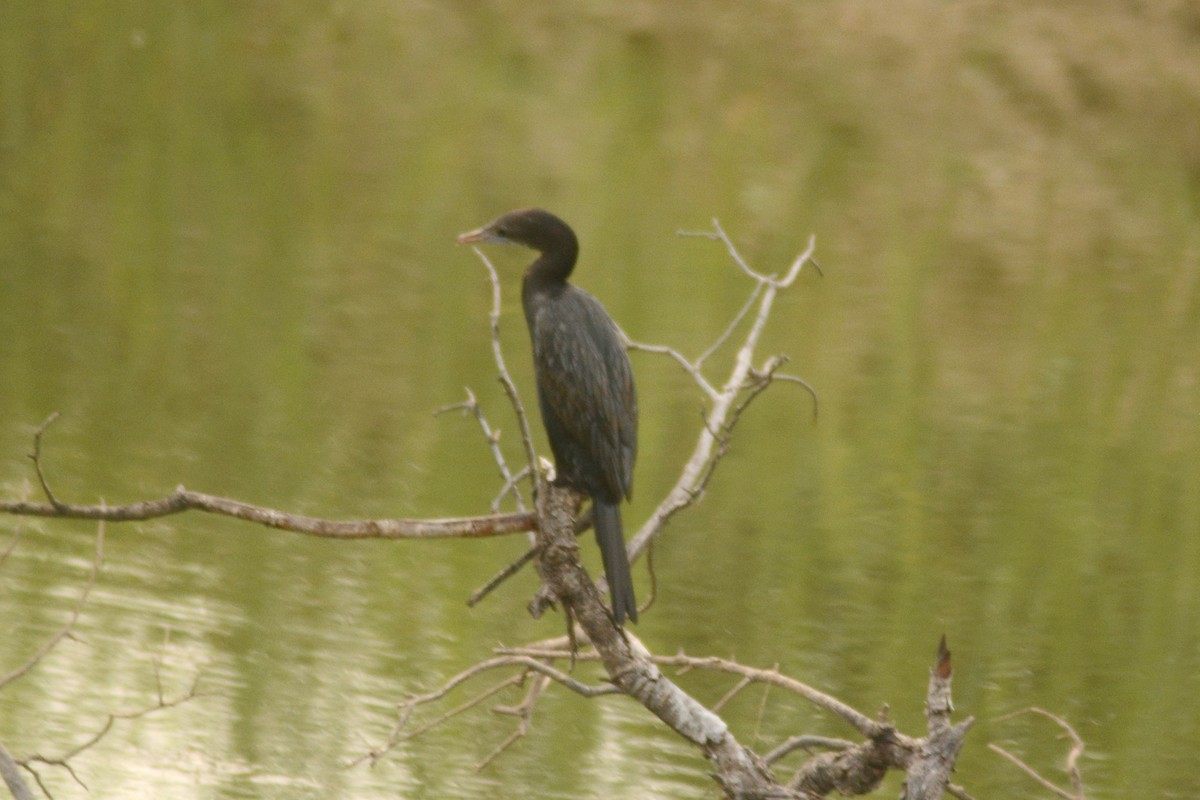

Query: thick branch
left=898, top=637, right=974, bottom=800
left=532, top=484, right=797, bottom=799
left=0, top=742, right=34, bottom=800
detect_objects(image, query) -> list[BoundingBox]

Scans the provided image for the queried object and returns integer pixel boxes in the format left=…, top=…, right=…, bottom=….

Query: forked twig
left=362, top=654, right=621, bottom=766
left=627, top=225, right=818, bottom=562
left=475, top=673, right=551, bottom=770
left=19, top=672, right=202, bottom=792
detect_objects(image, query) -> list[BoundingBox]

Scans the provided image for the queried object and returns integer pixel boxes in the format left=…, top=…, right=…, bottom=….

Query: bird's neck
left=521, top=251, right=574, bottom=331
left=523, top=246, right=576, bottom=295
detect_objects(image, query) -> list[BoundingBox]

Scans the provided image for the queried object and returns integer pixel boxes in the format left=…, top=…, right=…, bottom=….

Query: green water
left=2, top=3, right=1198, bottom=798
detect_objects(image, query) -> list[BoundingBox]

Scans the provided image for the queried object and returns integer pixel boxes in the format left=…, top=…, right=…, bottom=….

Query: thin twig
left=623, top=338, right=718, bottom=400
left=991, top=707, right=1087, bottom=800
left=773, top=373, right=820, bottom=422
left=491, top=465, right=533, bottom=514
left=493, top=645, right=888, bottom=743
left=0, top=481, right=30, bottom=568
left=762, top=735, right=854, bottom=765
left=945, top=782, right=979, bottom=800
left=0, top=517, right=105, bottom=690
left=383, top=674, right=524, bottom=756
left=435, top=387, right=528, bottom=513
left=679, top=221, right=770, bottom=283
left=19, top=673, right=202, bottom=789
left=750, top=664, right=777, bottom=748
left=467, top=547, right=538, bottom=607
left=989, top=744, right=1078, bottom=800
left=467, top=246, right=540, bottom=481
left=361, top=654, right=622, bottom=766
left=0, top=529, right=21, bottom=566
left=29, top=412, right=64, bottom=509
left=475, top=673, right=551, bottom=770
left=654, top=653, right=889, bottom=740
left=696, top=280, right=765, bottom=368
left=712, top=674, right=753, bottom=713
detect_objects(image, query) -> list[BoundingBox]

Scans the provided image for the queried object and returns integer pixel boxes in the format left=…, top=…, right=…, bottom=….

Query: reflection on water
left=2, top=3, right=1199, bottom=798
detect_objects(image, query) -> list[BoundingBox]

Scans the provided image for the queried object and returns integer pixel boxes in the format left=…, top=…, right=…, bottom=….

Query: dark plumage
left=457, top=208, right=638, bottom=625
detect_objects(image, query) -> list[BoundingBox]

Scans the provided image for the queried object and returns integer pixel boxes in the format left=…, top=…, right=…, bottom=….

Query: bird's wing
left=533, top=288, right=636, bottom=501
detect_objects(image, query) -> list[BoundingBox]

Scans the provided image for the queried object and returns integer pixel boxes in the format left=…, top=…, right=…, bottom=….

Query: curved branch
left=0, top=519, right=104, bottom=690
left=990, top=707, right=1087, bottom=800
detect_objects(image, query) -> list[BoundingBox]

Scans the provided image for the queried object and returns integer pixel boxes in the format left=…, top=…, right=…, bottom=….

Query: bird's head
left=457, top=208, right=576, bottom=255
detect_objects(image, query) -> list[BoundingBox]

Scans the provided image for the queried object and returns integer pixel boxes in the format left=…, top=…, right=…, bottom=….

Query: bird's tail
left=593, top=501, right=638, bottom=626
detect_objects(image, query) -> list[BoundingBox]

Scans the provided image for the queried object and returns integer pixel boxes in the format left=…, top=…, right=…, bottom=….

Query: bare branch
left=435, top=387, right=528, bottom=513
left=900, top=636, right=974, bottom=799
left=990, top=707, right=1087, bottom=800
left=490, top=465, right=533, bottom=514
left=29, top=412, right=65, bottom=509
left=679, top=221, right=771, bottom=283
left=651, top=652, right=890, bottom=741
left=475, top=674, right=550, bottom=771
left=357, top=663, right=527, bottom=768
left=772, top=373, right=821, bottom=422
left=1, top=485, right=534, bottom=540
left=527, top=485, right=803, bottom=799
left=776, top=234, right=819, bottom=288
left=712, top=674, right=755, bottom=713
left=762, top=735, right=854, bottom=765
left=696, top=280, right=765, bottom=368
left=0, top=741, right=35, bottom=800
left=467, top=546, right=538, bottom=607
left=466, top=246, right=540, bottom=479
left=945, top=783, right=979, bottom=800
left=361, top=652, right=622, bottom=767
left=17, top=673, right=202, bottom=790
left=0, top=517, right=105, bottom=690
left=628, top=223, right=819, bottom=563
left=0, top=482, right=30, bottom=568
left=623, top=337, right=718, bottom=399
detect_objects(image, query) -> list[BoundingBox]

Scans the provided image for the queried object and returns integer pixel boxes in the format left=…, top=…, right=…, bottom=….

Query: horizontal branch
left=0, top=487, right=534, bottom=540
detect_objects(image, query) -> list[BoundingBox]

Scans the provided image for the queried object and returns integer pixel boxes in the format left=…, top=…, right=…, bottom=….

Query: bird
left=457, top=208, right=639, bottom=625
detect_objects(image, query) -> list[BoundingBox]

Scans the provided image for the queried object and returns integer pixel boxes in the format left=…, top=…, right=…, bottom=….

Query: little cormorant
left=457, top=208, right=638, bottom=625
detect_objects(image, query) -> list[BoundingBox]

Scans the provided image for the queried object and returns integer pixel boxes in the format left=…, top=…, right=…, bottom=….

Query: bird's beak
left=456, top=225, right=498, bottom=246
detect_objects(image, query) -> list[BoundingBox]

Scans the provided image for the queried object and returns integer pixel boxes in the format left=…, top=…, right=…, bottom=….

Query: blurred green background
left=2, top=2, right=1198, bottom=798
